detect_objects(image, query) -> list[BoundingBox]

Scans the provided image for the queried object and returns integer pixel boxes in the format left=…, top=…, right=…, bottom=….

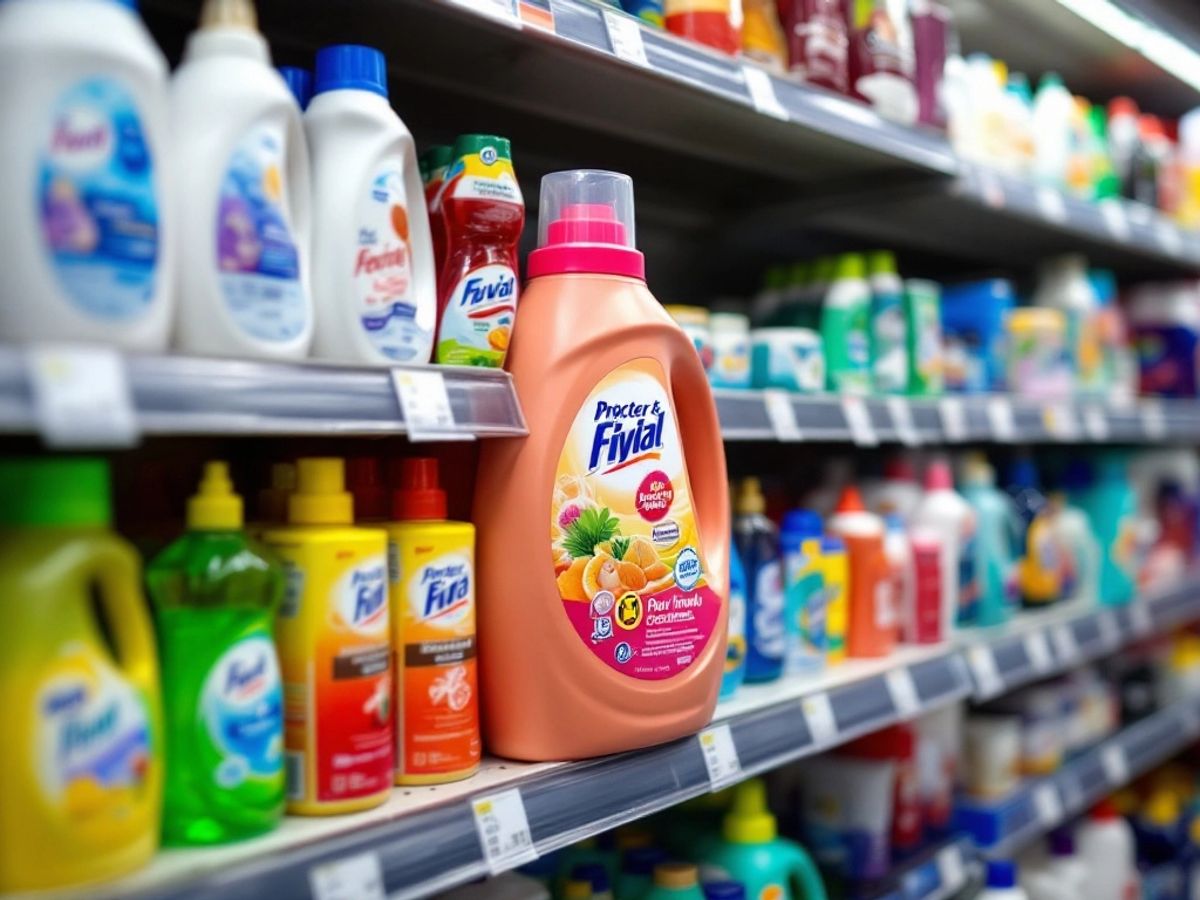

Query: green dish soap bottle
left=705, top=780, right=828, bottom=900
left=146, top=461, right=286, bottom=845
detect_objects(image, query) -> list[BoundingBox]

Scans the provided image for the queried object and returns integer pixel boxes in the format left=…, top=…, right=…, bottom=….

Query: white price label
left=1130, top=603, right=1154, bottom=637
left=1141, top=400, right=1168, bottom=439
left=1051, top=625, right=1079, bottom=665
left=310, top=852, right=386, bottom=900
left=1037, top=186, right=1068, bottom=223
left=742, top=65, right=788, bottom=120
left=986, top=396, right=1016, bottom=442
left=1155, top=220, right=1184, bottom=255
left=938, top=397, right=968, bottom=442
left=967, top=645, right=1004, bottom=698
left=978, top=168, right=1005, bottom=209
left=1098, top=611, right=1120, bottom=649
left=448, top=0, right=521, bottom=24
left=1099, top=200, right=1131, bottom=241
left=802, top=693, right=838, bottom=746
left=885, top=668, right=921, bottom=718
left=1024, top=631, right=1054, bottom=675
left=1101, top=745, right=1129, bottom=786
left=1033, top=783, right=1063, bottom=826
left=603, top=10, right=650, bottom=67
left=472, top=789, right=538, bottom=874
left=392, top=369, right=469, bottom=442
left=1043, top=403, right=1080, bottom=441
left=1083, top=404, right=1110, bottom=441
left=841, top=396, right=878, bottom=446
left=28, top=344, right=139, bottom=448
left=936, top=845, right=965, bottom=890
left=763, top=389, right=802, bottom=441
left=885, top=396, right=921, bottom=446
left=698, top=723, right=742, bottom=791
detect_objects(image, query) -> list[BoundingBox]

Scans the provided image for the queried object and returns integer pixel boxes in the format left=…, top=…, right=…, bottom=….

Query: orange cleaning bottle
left=828, top=485, right=895, bottom=658
left=474, top=170, right=729, bottom=761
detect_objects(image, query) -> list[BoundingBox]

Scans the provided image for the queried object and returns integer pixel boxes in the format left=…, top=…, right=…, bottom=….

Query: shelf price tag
left=1042, top=403, right=1080, bottom=441
left=967, top=645, right=1004, bottom=698
left=1082, top=404, right=1110, bottom=441
left=28, top=344, right=139, bottom=448
left=938, top=397, right=968, bottom=443
left=1155, top=220, right=1184, bottom=255
left=1130, top=603, right=1154, bottom=638
left=841, top=396, right=878, bottom=446
left=1036, top=186, right=1068, bottom=223
left=885, top=668, right=921, bottom=718
left=986, top=396, right=1016, bottom=442
left=1051, top=625, right=1079, bottom=665
left=1033, top=783, right=1063, bottom=826
left=763, top=389, right=803, bottom=441
left=448, top=0, right=521, bottom=25
left=309, top=851, right=386, bottom=900
left=1024, top=631, right=1054, bottom=675
left=1101, top=745, right=1129, bottom=786
left=885, top=397, right=921, bottom=446
left=392, top=369, right=470, bottom=442
left=1141, top=400, right=1168, bottom=440
left=741, top=65, right=788, bottom=120
left=801, top=692, right=838, bottom=746
left=603, top=10, right=651, bottom=67
left=1098, top=611, right=1120, bottom=649
left=1099, top=200, right=1131, bottom=241
left=935, top=845, right=965, bottom=890
left=698, top=723, right=742, bottom=791
left=472, top=789, right=538, bottom=874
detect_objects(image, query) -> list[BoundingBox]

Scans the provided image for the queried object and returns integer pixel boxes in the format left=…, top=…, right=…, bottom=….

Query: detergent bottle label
left=216, top=124, right=307, bottom=343
left=552, top=359, right=720, bottom=679
left=388, top=529, right=480, bottom=779
left=354, top=158, right=432, bottom=362
left=274, top=542, right=392, bottom=805
left=35, top=642, right=153, bottom=825
left=870, top=290, right=908, bottom=393
left=436, top=262, right=517, bottom=366
left=40, top=78, right=159, bottom=321
left=200, top=631, right=284, bottom=788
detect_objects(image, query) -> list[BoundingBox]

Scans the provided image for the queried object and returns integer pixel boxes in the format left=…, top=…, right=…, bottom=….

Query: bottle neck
left=185, top=26, right=270, bottom=65
left=526, top=244, right=645, bottom=280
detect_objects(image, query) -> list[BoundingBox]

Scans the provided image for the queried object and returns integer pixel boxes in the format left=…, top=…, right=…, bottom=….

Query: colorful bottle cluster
left=0, top=0, right=523, bottom=370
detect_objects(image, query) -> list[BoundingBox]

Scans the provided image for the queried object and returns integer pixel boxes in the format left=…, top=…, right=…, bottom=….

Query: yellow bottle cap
left=200, top=0, right=258, bottom=30
left=737, top=477, right=766, bottom=515
left=1144, top=789, right=1181, bottom=827
left=653, top=863, right=698, bottom=890
left=723, top=778, right=777, bottom=844
left=187, top=461, right=243, bottom=530
left=289, top=458, right=353, bottom=525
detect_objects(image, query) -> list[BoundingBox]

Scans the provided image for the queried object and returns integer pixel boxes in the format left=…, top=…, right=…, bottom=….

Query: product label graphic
left=201, top=632, right=283, bottom=787
left=40, top=78, right=159, bottom=321
left=216, top=124, right=307, bottom=342
left=552, top=359, right=720, bottom=679
left=437, top=262, right=517, bottom=366
left=354, top=159, right=431, bottom=361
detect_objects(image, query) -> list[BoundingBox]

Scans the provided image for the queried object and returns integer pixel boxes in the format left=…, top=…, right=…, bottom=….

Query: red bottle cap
left=346, top=456, right=388, bottom=520
left=1139, top=114, right=1167, bottom=140
left=393, top=457, right=447, bottom=520
left=884, top=456, right=916, bottom=481
left=835, top=485, right=867, bottom=513
left=1090, top=798, right=1120, bottom=820
left=1108, top=96, right=1138, bottom=120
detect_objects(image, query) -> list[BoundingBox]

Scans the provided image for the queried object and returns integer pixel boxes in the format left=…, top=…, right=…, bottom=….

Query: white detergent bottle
left=305, top=44, right=436, bottom=365
left=171, top=0, right=313, bottom=359
left=911, top=457, right=977, bottom=638
left=0, top=0, right=173, bottom=349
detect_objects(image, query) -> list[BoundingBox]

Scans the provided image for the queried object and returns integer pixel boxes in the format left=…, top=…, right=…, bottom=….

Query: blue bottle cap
left=781, top=508, right=823, bottom=538
left=820, top=535, right=845, bottom=553
left=986, top=860, right=1017, bottom=889
left=314, top=44, right=388, bottom=99
left=571, top=863, right=610, bottom=893
left=704, top=882, right=747, bottom=900
left=623, top=847, right=667, bottom=876
left=1006, top=457, right=1039, bottom=491
left=278, top=66, right=314, bottom=109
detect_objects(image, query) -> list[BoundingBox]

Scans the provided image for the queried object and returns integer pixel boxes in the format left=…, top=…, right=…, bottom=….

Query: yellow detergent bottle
left=264, top=458, right=393, bottom=815
left=386, top=457, right=480, bottom=785
left=0, top=458, right=162, bottom=891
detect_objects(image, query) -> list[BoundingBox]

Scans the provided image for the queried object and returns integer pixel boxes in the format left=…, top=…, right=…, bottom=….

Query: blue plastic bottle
left=940, top=279, right=1016, bottom=393
left=1079, top=453, right=1139, bottom=606
left=960, top=454, right=1019, bottom=627
left=723, top=538, right=748, bottom=699
left=779, top=510, right=825, bottom=675
left=734, top=479, right=785, bottom=683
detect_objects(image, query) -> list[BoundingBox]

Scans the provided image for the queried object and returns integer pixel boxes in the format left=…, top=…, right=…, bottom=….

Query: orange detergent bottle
left=474, top=170, right=729, bottom=761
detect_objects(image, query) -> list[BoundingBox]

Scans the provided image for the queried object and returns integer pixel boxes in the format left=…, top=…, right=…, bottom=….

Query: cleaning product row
left=0, top=0, right=523, bottom=369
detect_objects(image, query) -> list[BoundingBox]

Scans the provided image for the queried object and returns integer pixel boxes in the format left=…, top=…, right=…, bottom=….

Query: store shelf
left=953, top=694, right=1200, bottom=857
left=865, top=837, right=980, bottom=900
left=0, top=345, right=528, bottom=443
left=717, top=389, right=1197, bottom=445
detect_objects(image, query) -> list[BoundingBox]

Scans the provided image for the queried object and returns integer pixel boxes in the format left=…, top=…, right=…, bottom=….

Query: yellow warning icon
left=615, top=592, right=643, bottom=630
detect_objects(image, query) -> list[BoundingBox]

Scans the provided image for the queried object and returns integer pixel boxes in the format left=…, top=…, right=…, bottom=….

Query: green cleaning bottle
left=146, top=461, right=286, bottom=845
left=821, top=253, right=871, bottom=395
left=705, top=780, right=828, bottom=900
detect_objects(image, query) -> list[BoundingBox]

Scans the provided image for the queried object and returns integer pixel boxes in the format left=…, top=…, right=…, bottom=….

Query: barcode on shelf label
left=1043, top=403, right=1080, bottom=441
left=885, top=668, right=921, bottom=718
left=1037, top=186, right=1068, bottom=223
left=1083, top=405, right=1110, bottom=441
left=841, top=396, right=878, bottom=446
left=28, top=344, right=139, bottom=448
left=1024, top=631, right=1054, bottom=675
left=472, top=789, right=538, bottom=873
left=392, top=369, right=469, bottom=442
left=1101, top=745, right=1129, bottom=786
left=448, top=0, right=521, bottom=24
left=698, top=723, right=742, bottom=791
left=1155, top=220, right=1184, bottom=255
left=603, top=10, right=650, bottom=67
left=742, top=65, right=788, bottom=120
left=1130, top=603, right=1154, bottom=637
left=938, top=397, right=968, bottom=442
left=802, top=692, right=838, bottom=746
left=763, top=389, right=802, bottom=441
left=1051, top=625, right=1079, bottom=664
left=1033, top=783, right=1063, bottom=826
left=885, top=397, right=921, bottom=446
left=967, top=645, right=1004, bottom=697
left=309, top=852, right=386, bottom=900
left=936, top=845, right=965, bottom=889
left=986, top=396, right=1016, bottom=442
left=1098, top=611, right=1120, bottom=649
left=1142, top=400, right=1168, bottom=439
left=1099, top=200, right=1131, bottom=240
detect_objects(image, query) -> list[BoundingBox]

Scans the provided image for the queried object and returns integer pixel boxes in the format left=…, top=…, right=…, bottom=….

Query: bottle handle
left=78, top=537, right=160, bottom=697
left=788, top=843, right=830, bottom=900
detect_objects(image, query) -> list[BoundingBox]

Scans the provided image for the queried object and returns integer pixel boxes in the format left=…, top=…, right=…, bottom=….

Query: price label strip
left=967, top=645, right=1004, bottom=698
left=1032, top=782, right=1063, bottom=827
left=1099, top=200, right=1131, bottom=241
left=763, top=389, right=803, bottom=441
left=28, top=344, right=139, bottom=448
left=603, top=10, right=651, bottom=67
left=801, top=692, right=838, bottom=747
left=1155, top=220, right=1184, bottom=255
left=1101, top=745, right=1129, bottom=786
left=938, top=397, right=968, bottom=443
left=1036, top=185, right=1068, bottom=223
left=1082, top=404, right=1110, bottom=441
left=309, top=852, right=386, bottom=900
left=392, top=369, right=472, bottom=442
left=841, top=396, right=878, bottom=446
left=1051, top=625, right=1079, bottom=666
left=885, top=397, right=921, bottom=446
left=1129, top=603, right=1154, bottom=638
left=741, top=65, right=788, bottom=120
left=472, top=789, right=539, bottom=874
left=1042, top=403, right=1080, bottom=441
left=698, top=723, right=742, bottom=791
left=448, top=0, right=521, bottom=25
left=986, top=396, right=1016, bottom=442
left=977, top=167, right=1005, bottom=209
left=1141, top=400, right=1168, bottom=440
left=935, top=845, right=965, bottom=891
left=885, top=668, right=921, bottom=719
left=1097, top=611, right=1120, bottom=650
left=1024, top=631, right=1054, bottom=675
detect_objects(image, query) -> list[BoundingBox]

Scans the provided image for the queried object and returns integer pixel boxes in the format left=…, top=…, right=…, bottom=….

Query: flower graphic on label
left=429, top=666, right=472, bottom=712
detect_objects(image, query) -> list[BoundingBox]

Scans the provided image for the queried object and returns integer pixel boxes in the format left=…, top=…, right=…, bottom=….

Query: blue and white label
left=354, top=159, right=432, bottom=362
left=40, top=78, right=159, bottom=321
left=753, top=560, right=787, bottom=658
left=674, top=546, right=702, bottom=590
left=201, top=634, right=283, bottom=785
left=216, top=125, right=307, bottom=342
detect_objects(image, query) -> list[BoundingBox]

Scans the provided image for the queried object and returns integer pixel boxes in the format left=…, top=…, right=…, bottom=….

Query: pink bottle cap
left=527, top=170, right=645, bottom=280
left=924, top=459, right=954, bottom=491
